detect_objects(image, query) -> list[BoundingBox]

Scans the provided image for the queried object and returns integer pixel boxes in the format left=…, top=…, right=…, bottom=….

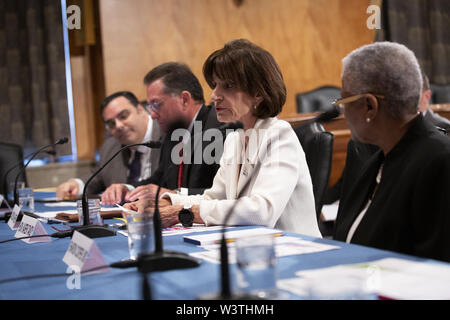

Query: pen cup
left=235, top=233, right=278, bottom=299
left=18, top=187, right=34, bottom=213
left=77, top=199, right=102, bottom=225
left=126, top=212, right=154, bottom=260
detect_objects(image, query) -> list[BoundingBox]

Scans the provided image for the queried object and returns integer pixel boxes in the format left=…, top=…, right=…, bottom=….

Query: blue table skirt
left=0, top=192, right=431, bottom=300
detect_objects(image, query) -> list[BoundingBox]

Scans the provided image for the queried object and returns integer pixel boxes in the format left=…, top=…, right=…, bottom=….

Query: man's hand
left=124, top=184, right=176, bottom=202
left=122, top=197, right=171, bottom=213
left=159, top=205, right=183, bottom=227
left=101, top=184, right=130, bottom=206
left=56, top=180, right=79, bottom=199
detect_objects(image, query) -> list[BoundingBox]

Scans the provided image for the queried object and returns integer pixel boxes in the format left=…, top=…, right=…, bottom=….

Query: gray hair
left=342, top=42, right=422, bottom=119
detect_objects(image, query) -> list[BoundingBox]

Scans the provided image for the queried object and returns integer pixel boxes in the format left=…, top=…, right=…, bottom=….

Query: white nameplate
left=14, top=215, right=51, bottom=243
left=7, top=205, right=21, bottom=230
left=62, top=231, right=109, bottom=274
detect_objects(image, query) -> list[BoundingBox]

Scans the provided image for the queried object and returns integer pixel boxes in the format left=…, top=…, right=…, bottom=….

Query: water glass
left=126, top=212, right=154, bottom=260
left=18, top=188, right=34, bottom=213
left=77, top=199, right=102, bottom=225
left=235, top=233, right=278, bottom=298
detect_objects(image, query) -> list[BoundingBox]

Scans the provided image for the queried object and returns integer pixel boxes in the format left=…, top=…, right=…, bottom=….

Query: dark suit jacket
left=334, top=115, right=450, bottom=262
left=87, top=118, right=161, bottom=195
left=424, top=109, right=450, bottom=134
left=139, top=105, right=233, bottom=195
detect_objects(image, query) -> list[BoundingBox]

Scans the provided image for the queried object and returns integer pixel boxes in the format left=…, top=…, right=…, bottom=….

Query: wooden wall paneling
left=99, top=0, right=375, bottom=118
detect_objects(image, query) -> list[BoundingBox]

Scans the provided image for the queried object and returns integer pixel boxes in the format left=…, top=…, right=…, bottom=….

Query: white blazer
left=166, top=117, right=322, bottom=237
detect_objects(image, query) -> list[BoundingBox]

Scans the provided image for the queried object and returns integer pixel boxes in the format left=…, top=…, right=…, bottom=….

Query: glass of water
left=77, top=199, right=102, bottom=225
left=235, top=233, right=278, bottom=299
left=18, top=188, right=34, bottom=213
left=126, top=212, right=154, bottom=260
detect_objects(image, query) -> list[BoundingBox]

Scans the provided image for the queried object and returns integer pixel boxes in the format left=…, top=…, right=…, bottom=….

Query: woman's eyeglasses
left=332, top=93, right=384, bottom=109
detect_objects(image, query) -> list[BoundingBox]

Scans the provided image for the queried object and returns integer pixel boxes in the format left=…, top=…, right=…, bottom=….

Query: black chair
left=0, top=142, right=27, bottom=202
left=296, top=85, right=341, bottom=113
left=294, top=122, right=334, bottom=227
left=430, top=84, right=450, bottom=104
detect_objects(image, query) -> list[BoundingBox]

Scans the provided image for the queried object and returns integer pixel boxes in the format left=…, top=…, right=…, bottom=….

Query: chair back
left=296, top=85, right=341, bottom=113
left=294, top=122, right=334, bottom=220
left=0, top=142, right=27, bottom=200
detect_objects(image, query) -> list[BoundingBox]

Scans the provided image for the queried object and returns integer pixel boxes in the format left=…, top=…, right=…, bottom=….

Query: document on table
left=183, top=227, right=284, bottom=245
left=278, top=258, right=450, bottom=300
left=189, top=236, right=340, bottom=264
left=117, top=224, right=229, bottom=237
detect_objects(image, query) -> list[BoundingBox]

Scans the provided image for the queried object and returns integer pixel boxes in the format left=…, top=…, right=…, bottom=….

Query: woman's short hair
left=203, top=39, right=286, bottom=118
left=342, top=41, right=422, bottom=119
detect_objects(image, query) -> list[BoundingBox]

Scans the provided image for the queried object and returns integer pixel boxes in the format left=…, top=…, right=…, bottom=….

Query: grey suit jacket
left=86, top=118, right=161, bottom=195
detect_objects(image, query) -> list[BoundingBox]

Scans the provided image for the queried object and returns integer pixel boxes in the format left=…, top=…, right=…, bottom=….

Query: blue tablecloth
left=0, top=192, right=441, bottom=300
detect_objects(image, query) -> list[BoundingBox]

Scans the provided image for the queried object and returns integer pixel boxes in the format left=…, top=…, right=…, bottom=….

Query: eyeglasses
left=332, top=93, right=384, bottom=109
left=143, top=100, right=167, bottom=114
left=104, top=109, right=131, bottom=131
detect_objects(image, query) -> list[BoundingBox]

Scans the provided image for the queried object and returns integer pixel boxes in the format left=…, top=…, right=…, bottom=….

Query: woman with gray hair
left=333, top=42, right=450, bottom=262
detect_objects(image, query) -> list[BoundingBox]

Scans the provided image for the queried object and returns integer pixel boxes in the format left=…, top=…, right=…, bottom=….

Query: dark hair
left=203, top=39, right=286, bottom=118
left=143, top=62, right=205, bottom=104
left=100, top=91, right=139, bottom=114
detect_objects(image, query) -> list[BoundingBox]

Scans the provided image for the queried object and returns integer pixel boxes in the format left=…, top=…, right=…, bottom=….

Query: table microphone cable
left=0, top=230, right=73, bottom=244
left=0, top=263, right=111, bottom=285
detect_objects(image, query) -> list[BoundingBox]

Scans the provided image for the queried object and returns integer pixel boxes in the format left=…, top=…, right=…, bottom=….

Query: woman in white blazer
left=128, top=39, right=321, bottom=237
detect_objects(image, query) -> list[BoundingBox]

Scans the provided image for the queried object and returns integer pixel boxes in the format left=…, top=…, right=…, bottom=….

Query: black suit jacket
left=139, top=105, right=234, bottom=195
left=424, top=109, right=450, bottom=134
left=334, top=115, right=450, bottom=262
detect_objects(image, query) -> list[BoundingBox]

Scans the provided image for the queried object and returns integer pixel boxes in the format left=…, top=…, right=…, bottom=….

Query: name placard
left=62, top=231, right=109, bottom=274
left=7, top=205, right=21, bottom=230
left=14, top=215, right=51, bottom=243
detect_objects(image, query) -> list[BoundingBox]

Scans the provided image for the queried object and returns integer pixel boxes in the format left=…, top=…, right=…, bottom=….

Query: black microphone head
left=315, top=106, right=341, bottom=123
left=143, top=141, right=162, bottom=148
left=217, top=121, right=244, bottom=131
left=55, top=137, right=69, bottom=145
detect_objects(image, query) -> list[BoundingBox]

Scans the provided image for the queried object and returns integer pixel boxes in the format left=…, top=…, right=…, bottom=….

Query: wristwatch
left=178, top=204, right=194, bottom=227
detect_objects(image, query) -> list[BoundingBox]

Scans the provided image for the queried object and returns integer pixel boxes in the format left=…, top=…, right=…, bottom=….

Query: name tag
left=14, top=215, right=51, bottom=243
left=62, top=231, right=109, bottom=274
left=7, top=205, right=21, bottom=230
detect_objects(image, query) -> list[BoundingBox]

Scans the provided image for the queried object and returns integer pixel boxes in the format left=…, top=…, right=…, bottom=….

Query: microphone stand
left=135, top=184, right=200, bottom=273
left=13, top=138, right=69, bottom=206
left=199, top=121, right=301, bottom=300
left=72, top=141, right=161, bottom=239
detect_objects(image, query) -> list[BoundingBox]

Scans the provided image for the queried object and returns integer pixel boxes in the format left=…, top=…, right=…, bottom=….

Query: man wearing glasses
left=56, top=91, right=161, bottom=199
left=101, top=62, right=236, bottom=206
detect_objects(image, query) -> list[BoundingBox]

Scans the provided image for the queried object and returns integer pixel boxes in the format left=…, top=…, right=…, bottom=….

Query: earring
left=366, top=118, right=371, bottom=123
left=253, top=104, right=257, bottom=110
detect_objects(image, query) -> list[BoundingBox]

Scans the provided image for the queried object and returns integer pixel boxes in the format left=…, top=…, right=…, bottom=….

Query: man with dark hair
left=101, top=62, right=237, bottom=205
left=56, top=91, right=161, bottom=198
left=419, top=72, right=450, bottom=133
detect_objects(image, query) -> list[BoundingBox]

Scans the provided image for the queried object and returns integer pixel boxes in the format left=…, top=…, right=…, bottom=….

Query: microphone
left=71, top=140, right=161, bottom=239
left=217, top=121, right=244, bottom=131
left=111, top=120, right=201, bottom=272
left=199, top=123, right=292, bottom=300
left=13, top=137, right=69, bottom=206
left=2, top=150, right=58, bottom=208
left=298, top=106, right=341, bottom=127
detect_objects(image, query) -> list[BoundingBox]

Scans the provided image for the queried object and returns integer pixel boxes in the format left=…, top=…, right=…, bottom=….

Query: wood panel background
left=98, top=0, right=375, bottom=118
